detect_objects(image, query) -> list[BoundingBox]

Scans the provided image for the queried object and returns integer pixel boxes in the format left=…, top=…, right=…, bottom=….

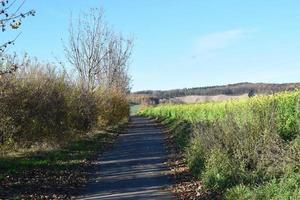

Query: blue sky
left=2, top=0, right=300, bottom=91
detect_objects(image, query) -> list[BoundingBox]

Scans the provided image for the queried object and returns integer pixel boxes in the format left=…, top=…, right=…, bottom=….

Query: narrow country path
left=78, top=116, right=175, bottom=200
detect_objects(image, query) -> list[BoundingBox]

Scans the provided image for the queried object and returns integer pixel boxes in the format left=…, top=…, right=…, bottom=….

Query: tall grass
left=140, top=91, right=300, bottom=198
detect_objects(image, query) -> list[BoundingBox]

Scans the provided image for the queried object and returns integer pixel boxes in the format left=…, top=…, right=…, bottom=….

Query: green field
left=140, top=90, right=300, bottom=199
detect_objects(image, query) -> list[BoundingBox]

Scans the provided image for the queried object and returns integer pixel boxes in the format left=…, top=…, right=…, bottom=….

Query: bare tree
left=64, top=8, right=132, bottom=93
left=0, top=0, right=35, bottom=75
left=101, top=33, right=132, bottom=92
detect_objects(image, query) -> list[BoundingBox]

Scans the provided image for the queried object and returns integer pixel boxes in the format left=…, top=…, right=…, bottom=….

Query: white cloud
left=195, top=28, right=254, bottom=53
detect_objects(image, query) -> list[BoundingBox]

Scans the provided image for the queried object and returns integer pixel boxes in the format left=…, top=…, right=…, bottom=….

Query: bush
left=255, top=172, right=300, bottom=200
left=0, top=59, right=129, bottom=148
left=0, top=69, right=71, bottom=146
left=67, top=89, right=99, bottom=131
left=191, top=105, right=284, bottom=185
left=186, top=138, right=205, bottom=178
left=282, top=136, right=300, bottom=174
left=97, top=89, right=130, bottom=127
left=225, top=185, right=253, bottom=200
left=202, top=148, right=236, bottom=190
left=225, top=172, right=300, bottom=200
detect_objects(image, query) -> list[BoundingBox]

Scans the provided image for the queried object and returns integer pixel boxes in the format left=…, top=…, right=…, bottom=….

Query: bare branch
left=0, top=0, right=35, bottom=75
left=64, top=8, right=132, bottom=93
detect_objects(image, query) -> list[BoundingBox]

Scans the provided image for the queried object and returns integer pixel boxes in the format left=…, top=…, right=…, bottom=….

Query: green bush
left=186, top=138, right=205, bottom=178
left=191, top=105, right=284, bottom=185
left=282, top=136, right=300, bottom=175
left=202, top=148, right=236, bottom=190
left=226, top=172, right=300, bottom=200
left=275, top=93, right=300, bottom=140
left=225, top=185, right=253, bottom=200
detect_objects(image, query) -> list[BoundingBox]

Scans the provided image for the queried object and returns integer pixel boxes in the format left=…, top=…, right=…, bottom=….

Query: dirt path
left=78, top=116, right=175, bottom=200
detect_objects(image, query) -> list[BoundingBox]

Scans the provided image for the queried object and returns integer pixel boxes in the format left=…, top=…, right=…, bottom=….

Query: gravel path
left=78, top=117, right=175, bottom=200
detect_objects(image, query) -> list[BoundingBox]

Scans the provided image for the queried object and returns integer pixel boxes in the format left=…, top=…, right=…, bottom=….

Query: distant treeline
left=134, top=82, right=300, bottom=99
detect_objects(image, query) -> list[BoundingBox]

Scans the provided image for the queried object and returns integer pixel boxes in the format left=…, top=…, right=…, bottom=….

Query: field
left=163, top=94, right=248, bottom=104
left=140, top=90, right=300, bottom=199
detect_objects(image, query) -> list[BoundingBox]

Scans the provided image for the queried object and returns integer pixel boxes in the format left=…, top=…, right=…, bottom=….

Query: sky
left=2, top=0, right=300, bottom=91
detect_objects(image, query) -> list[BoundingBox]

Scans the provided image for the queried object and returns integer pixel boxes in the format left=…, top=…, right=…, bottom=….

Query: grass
left=0, top=116, right=128, bottom=200
left=140, top=90, right=300, bottom=199
left=141, top=91, right=300, bottom=140
left=0, top=127, right=120, bottom=199
left=0, top=129, right=117, bottom=175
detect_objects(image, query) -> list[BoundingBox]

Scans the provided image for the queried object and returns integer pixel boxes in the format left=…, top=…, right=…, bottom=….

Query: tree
left=64, top=8, right=132, bottom=93
left=0, top=0, right=35, bottom=75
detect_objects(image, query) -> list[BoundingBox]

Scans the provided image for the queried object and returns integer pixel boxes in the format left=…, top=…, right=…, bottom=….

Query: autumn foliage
left=0, top=58, right=129, bottom=148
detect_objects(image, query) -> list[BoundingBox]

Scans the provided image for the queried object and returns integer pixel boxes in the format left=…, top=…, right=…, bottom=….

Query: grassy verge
left=157, top=117, right=221, bottom=199
left=159, top=118, right=192, bottom=195
left=140, top=91, right=300, bottom=199
left=0, top=127, right=121, bottom=199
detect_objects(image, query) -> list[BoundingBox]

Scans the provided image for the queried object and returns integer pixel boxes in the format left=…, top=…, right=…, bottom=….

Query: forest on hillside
left=134, top=82, right=300, bottom=99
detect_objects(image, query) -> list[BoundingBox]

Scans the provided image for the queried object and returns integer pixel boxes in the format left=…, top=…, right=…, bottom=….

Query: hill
left=134, top=82, right=300, bottom=99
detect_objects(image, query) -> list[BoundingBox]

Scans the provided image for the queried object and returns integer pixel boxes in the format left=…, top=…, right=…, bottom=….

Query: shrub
left=225, top=173, right=300, bottom=200
left=192, top=105, right=284, bottom=185
left=167, top=120, right=192, bottom=150
left=275, top=93, right=300, bottom=140
left=202, top=148, right=236, bottom=190
left=97, top=89, right=130, bottom=127
left=67, top=89, right=99, bottom=131
left=225, top=185, right=253, bottom=200
left=186, top=138, right=205, bottom=178
left=283, top=136, right=300, bottom=174
left=0, top=59, right=130, bottom=148
left=0, top=69, right=71, bottom=146
left=255, top=172, right=300, bottom=200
